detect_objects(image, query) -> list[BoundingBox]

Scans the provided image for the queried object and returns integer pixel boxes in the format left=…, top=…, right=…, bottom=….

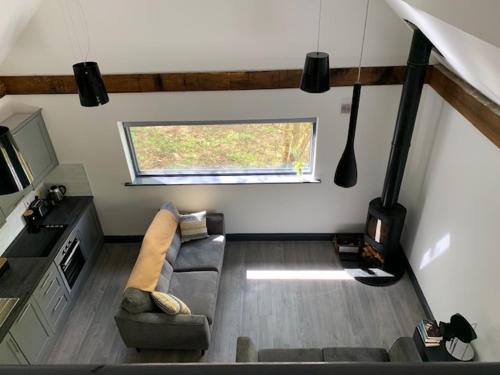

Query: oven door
left=59, top=238, right=85, bottom=290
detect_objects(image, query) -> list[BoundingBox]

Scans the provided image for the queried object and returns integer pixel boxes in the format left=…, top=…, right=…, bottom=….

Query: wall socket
left=341, top=103, right=352, bottom=114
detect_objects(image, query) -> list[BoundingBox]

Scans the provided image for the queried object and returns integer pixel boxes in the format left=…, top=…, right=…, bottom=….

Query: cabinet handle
left=9, top=338, right=20, bottom=353
left=52, top=296, right=63, bottom=313
left=39, top=272, right=52, bottom=291
left=17, top=303, right=30, bottom=323
left=43, top=279, right=55, bottom=296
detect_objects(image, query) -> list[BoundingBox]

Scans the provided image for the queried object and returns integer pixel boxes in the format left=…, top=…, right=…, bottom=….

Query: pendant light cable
left=357, top=0, right=370, bottom=82
left=76, top=0, right=91, bottom=63
left=316, top=0, right=323, bottom=53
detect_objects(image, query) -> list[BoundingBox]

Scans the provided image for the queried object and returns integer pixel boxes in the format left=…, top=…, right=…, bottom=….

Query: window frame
left=122, top=118, right=318, bottom=178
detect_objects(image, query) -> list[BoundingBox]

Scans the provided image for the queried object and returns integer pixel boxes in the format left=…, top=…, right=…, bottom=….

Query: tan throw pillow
left=179, top=211, right=209, bottom=243
left=151, top=291, right=191, bottom=315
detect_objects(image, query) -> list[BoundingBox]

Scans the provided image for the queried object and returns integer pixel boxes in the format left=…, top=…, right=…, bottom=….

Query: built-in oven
left=56, top=232, right=85, bottom=291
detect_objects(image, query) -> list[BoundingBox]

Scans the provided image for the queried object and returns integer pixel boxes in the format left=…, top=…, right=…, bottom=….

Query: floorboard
left=44, top=241, right=426, bottom=364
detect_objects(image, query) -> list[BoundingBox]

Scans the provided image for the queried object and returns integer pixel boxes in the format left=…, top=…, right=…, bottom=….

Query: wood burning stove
left=362, top=198, right=406, bottom=271
left=341, top=27, right=433, bottom=286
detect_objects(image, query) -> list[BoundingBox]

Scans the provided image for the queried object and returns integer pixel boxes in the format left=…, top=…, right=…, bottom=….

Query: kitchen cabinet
left=0, top=111, right=58, bottom=222
left=77, top=204, right=103, bottom=261
left=9, top=297, right=52, bottom=364
left=0, top=333, right=28, bottom=365
left=33, top=263, right=69, bottom=333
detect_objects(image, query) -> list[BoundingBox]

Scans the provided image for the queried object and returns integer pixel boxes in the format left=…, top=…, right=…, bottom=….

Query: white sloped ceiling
left=0, top=0, right=42, bottom=66
left=387, top=0, right=500, bottom=105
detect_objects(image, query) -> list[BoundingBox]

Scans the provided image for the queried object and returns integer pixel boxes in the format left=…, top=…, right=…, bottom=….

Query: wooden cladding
left=426, top=65, right=500, bottom=148
left=0, top=66, right=406, bottom=96
left=0, top=64, right=498, bottom=147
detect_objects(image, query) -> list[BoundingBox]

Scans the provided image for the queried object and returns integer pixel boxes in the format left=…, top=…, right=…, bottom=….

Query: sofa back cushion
left=157, top=260, right=174, bottom=293
left=165, top=229, right=182, bottom=266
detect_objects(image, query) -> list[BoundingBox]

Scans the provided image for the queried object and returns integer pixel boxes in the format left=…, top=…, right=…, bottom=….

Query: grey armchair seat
left=115, top=212, right=225, bottom=351
left=236, top=336, right=422, bottom=363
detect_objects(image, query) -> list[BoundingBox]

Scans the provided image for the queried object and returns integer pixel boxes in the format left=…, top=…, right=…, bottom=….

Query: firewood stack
left=361, top=243, right=384, bottom=266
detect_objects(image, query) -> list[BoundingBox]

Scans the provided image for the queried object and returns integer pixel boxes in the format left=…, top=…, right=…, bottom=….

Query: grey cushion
left=388, top=337, right=422, bottom=362
left=168, top=271, right=219, bottom=324
left=236, top=337, right=258, bottom=362
left=156, top=260, right=174, bottom=293
left=165, top=231, right=182, bottom=266
left=173, top=235, right=225, bottom=272
left=121, top=288, right=155, bottom=314
left=258, top=348, right=324, bottom=362
left=323, top=347, right=389, bottom=362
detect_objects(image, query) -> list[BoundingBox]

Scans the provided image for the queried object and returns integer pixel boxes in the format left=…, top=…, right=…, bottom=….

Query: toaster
left=29, top=198, right=51, bottom=219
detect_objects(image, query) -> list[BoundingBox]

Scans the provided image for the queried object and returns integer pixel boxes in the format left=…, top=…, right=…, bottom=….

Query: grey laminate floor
left=44, top=241, right=426, bottom=364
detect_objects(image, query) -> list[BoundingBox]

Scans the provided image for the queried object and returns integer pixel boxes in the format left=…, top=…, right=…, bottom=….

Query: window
left=123, top=119, right=317, bottom=180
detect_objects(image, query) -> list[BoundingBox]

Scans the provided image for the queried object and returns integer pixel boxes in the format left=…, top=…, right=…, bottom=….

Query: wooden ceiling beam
left=0, top=64, right=497, bottom=148
left=0, top=66, right=406, bottom=95
left=426, top=65, right=500, bottom=148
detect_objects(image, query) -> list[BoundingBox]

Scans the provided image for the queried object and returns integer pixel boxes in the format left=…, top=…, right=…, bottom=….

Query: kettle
left=48, top=185, right=66, bottom=204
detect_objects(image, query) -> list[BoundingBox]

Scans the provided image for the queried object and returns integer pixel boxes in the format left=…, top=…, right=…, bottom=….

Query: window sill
left=125, top=175, right=321, bottom=186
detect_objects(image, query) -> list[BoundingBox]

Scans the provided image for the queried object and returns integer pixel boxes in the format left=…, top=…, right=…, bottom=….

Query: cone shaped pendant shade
left=334, top=82, right=361, bottom=187
left=73, top=62, right=109, bottom=107
left=0, top=126, right=34, bottom=195
left=300, top=52, right=330, bottom=93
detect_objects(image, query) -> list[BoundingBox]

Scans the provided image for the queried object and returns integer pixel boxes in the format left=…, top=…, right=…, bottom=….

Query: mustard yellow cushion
left=151, top=291, right=191, bottom=315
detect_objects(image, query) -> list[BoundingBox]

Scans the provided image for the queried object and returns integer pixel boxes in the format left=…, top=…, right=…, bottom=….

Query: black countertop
left=0, top=196, right=93, bottom=341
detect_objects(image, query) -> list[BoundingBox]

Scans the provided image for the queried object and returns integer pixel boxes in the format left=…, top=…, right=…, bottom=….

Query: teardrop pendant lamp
left=300, top=0, right=330, bottom=93
left=334, top=0, right=370, bottom=187
left=65, top=0, right=109, bottom=107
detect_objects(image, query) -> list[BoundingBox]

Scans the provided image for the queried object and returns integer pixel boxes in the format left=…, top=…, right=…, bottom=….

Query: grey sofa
left=115, top=213, right=225, bottom=352
left=236, top=336, right=422, bottom=363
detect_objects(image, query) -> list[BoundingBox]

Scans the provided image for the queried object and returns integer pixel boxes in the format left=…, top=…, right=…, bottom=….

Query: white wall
left=0, top=0, right=411, bottom=74
left=401, top=90, right=500, bottom=361
left=8, top=85, right=403, bottom=235
left=0, top=0, right=41, bottom=65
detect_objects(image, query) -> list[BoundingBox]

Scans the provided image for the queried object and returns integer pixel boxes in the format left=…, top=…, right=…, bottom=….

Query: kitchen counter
left=0, top=196, right=94, bottom=342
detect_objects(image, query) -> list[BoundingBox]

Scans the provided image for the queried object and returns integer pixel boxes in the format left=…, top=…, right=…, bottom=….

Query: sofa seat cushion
left=168, top=271, right=219, bottom=324
left=323, top=347, right=389, bottom=362
left=173, top=235, right=225, bottom=272
left=258, top=348, right=324, bottom=362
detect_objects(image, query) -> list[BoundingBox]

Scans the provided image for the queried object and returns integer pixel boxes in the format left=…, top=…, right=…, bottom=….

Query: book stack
left=417, top=319, right=443, bottom=347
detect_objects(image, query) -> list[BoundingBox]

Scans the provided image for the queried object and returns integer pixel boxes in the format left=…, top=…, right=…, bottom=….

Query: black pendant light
left=0, top=127, right=34, bottom=195
left=300, top=0, right=330, bottom=93
left=65, top=0, right=109, bottom=107
left=73, top=61, right=109, bottom=107
left=334, top=0, right=370, bottom=187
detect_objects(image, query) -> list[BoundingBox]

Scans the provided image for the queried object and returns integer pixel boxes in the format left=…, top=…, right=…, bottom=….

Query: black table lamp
left=441, top=313, right=477, bottom=361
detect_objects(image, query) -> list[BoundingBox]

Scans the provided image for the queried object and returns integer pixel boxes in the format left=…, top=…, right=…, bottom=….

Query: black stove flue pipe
left=381, top=28, right=433, bottom=208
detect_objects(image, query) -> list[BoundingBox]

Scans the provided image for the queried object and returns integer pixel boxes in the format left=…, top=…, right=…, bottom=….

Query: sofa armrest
left=236, top=336, right=259, bottom=362
left=388, top=337, right=422, bottom=362
left=115, top=309, right=211, bottom=350
left=207, top=213, right=225, bottom=235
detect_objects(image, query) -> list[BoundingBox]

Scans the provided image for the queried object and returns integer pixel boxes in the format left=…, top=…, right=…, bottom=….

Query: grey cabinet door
left=77, top=204, right=103, bottom=261
left=0, top=333, right=28, bottom=365
left=12, top=113, right=58, bottom=187
left=9, top=298, right=52, bottom=364
left=0, top=187, right=32, bottom=219
left=0, top=209, right=6, bottom=227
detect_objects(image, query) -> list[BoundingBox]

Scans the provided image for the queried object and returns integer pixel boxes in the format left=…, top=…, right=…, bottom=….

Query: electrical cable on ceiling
left=357, top=0, right=370, bottom=82
left=316, top=0, right=323, bottom=52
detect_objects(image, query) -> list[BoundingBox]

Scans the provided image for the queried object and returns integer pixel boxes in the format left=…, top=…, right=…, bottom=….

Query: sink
left=4, top=225, right=67, bottom=258
left=0, top=298, right=19, bottom=328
